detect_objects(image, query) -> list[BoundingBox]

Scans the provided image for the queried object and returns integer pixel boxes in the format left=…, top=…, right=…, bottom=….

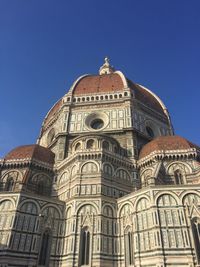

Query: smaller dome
left=139, top=135, right=199, bottom=159
left=4, top=145, right=55, bottom=164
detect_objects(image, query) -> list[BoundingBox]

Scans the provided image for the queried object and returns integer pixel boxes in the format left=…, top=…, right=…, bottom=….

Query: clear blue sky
left=0, top=0, right=200, bottom=157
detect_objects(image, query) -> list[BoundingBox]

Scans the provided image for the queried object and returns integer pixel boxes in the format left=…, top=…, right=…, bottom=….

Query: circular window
left=85, top=112, right=108, bottom=131
left=146, top=126, right=154, bottom=138
left=90, top=119, right=104, bottom=130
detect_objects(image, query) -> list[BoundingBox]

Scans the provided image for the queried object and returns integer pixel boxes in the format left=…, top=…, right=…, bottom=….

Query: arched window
left=191, top=218, right=200, bottom=264
left=103, top=164, right=113, bottom=176
left=174, top=170, right=183, bottom=184
left=75, top=142, right=81, bottom=151
left=80, top=228, right=90, bottom=266
left=86, top=139, right=94, bottom=149
left=47, top=128, right=55, bottom=145
left=5, top=177, right=14, bottom=191
left=39, top=229, right=51, bottom=266
left=124, top=230, right=134, bottom=266
left=102, top=140, right=109, bottom=150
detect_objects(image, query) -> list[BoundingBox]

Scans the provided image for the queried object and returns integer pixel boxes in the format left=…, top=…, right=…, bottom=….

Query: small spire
left=99, top=57, right=115, bottom=75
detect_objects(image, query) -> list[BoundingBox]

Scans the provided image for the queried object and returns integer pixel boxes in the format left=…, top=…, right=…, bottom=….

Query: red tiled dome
left=128, top=80, right=164, bottom=114
left=45, top=98, right=63, bottom=125
left=5, top=145, right=55, bottom=164
left=73, top=73, right=124, bottom=95
left=139, top=135, right=199, bottom=159
left=42, top=70, right=168, bottom=131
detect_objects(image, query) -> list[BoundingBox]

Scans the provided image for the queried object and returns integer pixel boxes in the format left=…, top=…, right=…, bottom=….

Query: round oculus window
left=90, top=119, right=104, bottom=130
left=146, top=126, right=154, bottom=138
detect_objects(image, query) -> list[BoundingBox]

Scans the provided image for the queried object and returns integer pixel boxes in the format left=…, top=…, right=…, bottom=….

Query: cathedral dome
left=4, top=144, right=55, bottom=164
left=139, top=135, right=199, bottom=160
left=42, top=58, right=169, bottom=131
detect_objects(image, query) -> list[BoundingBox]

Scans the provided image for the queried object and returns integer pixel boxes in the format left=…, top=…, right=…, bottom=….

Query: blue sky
left=0, top=0, right=200, bottom=157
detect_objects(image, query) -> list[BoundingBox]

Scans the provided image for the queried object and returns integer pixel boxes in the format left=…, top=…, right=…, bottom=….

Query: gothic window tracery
left=103, top=163, right=113, bottom=177
left=0, top=200, right=14, bottom=249
left=1, top=171, right=20, bottom=192
left=136, top=198, right=152, bottom=251
left=81, top=162, right=98, bottom=174
left=58, top=172, right=68, bottom=186
left=29, top=173, right=52, bottom=196
left=116, top=169, right=130, bottom=181
left=157, top=194, right=183, bottom=248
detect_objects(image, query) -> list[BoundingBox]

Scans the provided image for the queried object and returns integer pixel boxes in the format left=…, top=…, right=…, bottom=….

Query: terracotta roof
left=128, top=80, right=164, bottom=115
left=4, top=145, right=55, bottom=165
left=45, top=98, right=62, bottom=124
left=41, top=72, right=168, bottom=132
left=73, top=73, right=124, bottom=95
left=139, top=135, right=200, bottom=159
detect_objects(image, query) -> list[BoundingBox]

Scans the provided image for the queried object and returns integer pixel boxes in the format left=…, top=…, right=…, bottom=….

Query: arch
left=76, top=203, right=98, bottom=215
left=118, top=202, right=133, bottom=217
left=58, top=171, right=69, bottom=185
left=133, top=195, right=150, bottom=210
left=103, top=204, right=114, bottom=217
left=5, top=177, right=14, bottom=191
left=31, top=173, right=51, bottom=184
left=2, top=170, right=22, bottom=182
left=103, top=163, right=113, bottom=176
left=20, top=201, right=39, bottom=215
left=102, top=140, right=110, bottom=150
left=71, top=164, right=78, bottom=176
left=140, top=168, right=153, bottom=186
left=181, top=191, right=200, bottom=205
left=66, top=206, right=72, bottom=218
left=154, top=191, right=180, bottom=206
left=182, top=193, right=200, bottom=206
left=136, top=197, right=150, bottom=211
left=157, top=193, right=178, bottom=207
left=41, top=204, right=62, bottom=219
left=166, top=161, right=192, bottom=175
left=30, top=173, right=52, bottom=196
left=19, top=199, right=40, bottom=214
left=115, top=168, right=131, bottom=180
left=75, top=142, right=81, bottom=151
left=81, top=161, right=98, bottom=174
left=0, top=199, right=14, bottom=211
left=86, top=139, right=95, bottom=149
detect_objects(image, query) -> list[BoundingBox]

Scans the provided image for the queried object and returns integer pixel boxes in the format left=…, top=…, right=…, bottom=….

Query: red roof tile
left=128, top=80, right=164, bottom=114
left=73, top=73, right=124, bottom=95
left=139, top=135, right=200, bottom=159
left=5, top=145, right=55, bottom=165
